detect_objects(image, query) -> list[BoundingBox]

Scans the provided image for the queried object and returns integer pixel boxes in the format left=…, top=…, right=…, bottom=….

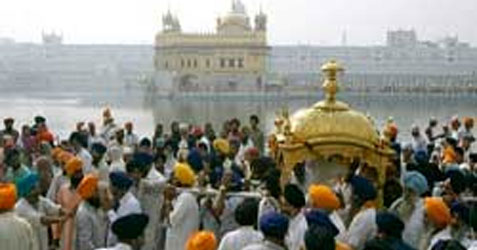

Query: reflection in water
left=0, top=91, right=476, bottom=143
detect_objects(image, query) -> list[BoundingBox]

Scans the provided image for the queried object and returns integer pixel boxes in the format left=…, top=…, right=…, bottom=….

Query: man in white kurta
left=346, top=176, right=378, bottom=250
left=164, top=190, right=199, bottom=250
left=75, top=199, right=108, bottom=250
left=130, top=160, right=167, bottom=250
left=282, top=184, right=308, bottom=250
left=218, top=199, right=263, bottom=250
left=164, top=163, right=199, bottom=250
left=0, top=183, right=39, bottom=250
left=15, top=196, right=63, bottom=250
left=107, top=172, right=142, bottom=247
left=15, top=173, right=64, bottom=250
left=0, top=210, right=40, bottom=250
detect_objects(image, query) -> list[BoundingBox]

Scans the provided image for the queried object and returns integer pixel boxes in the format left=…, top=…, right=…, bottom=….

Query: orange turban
left=0, top=183, right=17, bottom=211
left=213, top=139, right=230, bottom=155
left=463, top=117, right=474, bottom=127
left=442, top=146, right=456, bottom=164
left=186, top=231, right=217, bottom=250
left=388, top=124, right=398, bottom=138
left=308, top=184, right=341, bottom=211
left=65, top=157, right=83, bottom=176
left=77, top=174, right=99, bottom=199
left=59, top=151, right=74, bottom=165
left=37, top=131, right=54, bottom=143
left=51, top=147, right=64, bottom=161
left=424, top=197, right=451, bottom=229
left=174, top=163, right=196, bottom=186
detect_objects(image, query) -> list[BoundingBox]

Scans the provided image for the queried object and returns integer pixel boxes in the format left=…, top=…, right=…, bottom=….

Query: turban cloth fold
left=308, top=184, right=340, bottom=211
left=112, top=213, right=149, bottom=240
left=65, top=157, right=83, bottom=177
left=213, top=139, right=230, bottom=155
left=16, top=172, right=39, bottom=198
left=350, top=176, right=377, bottom=201
left=284, top=184, right=305, bottom=208
left=424, top=197, right=451, bottom=229
left=0, top=183, right=17, bottom=210
left=77, top=174, right=99, bottom=199
left=109, top=171, right=133, bottom=190
left=173, top=163, right=196, bottom=186
left=259, top=212, right=289, bottom=239
left=404, top=171, right=428, bottom=196
left=186, top=231, right=217, bottom=250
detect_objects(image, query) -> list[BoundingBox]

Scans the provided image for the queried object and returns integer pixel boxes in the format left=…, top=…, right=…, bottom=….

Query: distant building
left=154, top=0, right=269, bottom=92
left=42, top=32, right=63, bottom=45
left=386, top=30, right=418, bottom=48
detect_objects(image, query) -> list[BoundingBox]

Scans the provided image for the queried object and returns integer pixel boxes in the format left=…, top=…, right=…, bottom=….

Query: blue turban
left=376, top=212, right=404, bottom=238
left=112, top=213, right=149, bottom=240
left=305, top=209, right=339, bottom=237
left=451, top=202, right=470, bottom=225
left=404, top=171, right=428, bottom=196
left=109, top=171, right=133, bottom=190
left=133, top=152, right=154, bottom=167
left=17, top=172, right=39, bottom=198
left=350, top=176, right=377, bottom=201
left=187, top=149, right=203, bottom=172
left=91, top=143, right=107, bottom=155
left=259, top=212, right=289, bottom=239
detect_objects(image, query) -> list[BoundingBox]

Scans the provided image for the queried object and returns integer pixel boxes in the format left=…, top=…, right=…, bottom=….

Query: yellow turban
left=308, top=184, right=341, bottom=211
left=424, top=197, right=451, bottom=229
left=213, top=139, right=230, bottom=155
left=65, top=157, right=83, bottom=177
left=59, top=151, right=74, bottom=165
left=51, top=147, right=64, bottom=161
left=0, top=183, right=17, bottom=211
left=77, top=174, right=99, bottom=200
left=186, top=231, right=217, bottom=250
left=174, top=163, right=196, bottom=186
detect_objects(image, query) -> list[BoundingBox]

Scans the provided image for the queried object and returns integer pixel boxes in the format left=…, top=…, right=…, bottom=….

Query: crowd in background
left=0, top=108, right=476, bottom=250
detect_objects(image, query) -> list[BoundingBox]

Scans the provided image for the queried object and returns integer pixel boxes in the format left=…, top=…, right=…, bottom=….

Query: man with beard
left=419, top=197, right=452, bottom=250
left=90, top=143, right=109, bottom=182
left=106, top=171, right=142, bottom=247
left=347, top=176, right=378, bottom=250
left=390, top=171, right=428, bottom=248
left=70, top=132, right=93, bottom=174
left=15, top=172, right=68, bottom=250
left=127, top=153, right=167, bottom=250
left=74, top=174, right=108, bottom=250
left=281, top=184, right=307, bottom=250
left=163, top=163, right=199, bottom=250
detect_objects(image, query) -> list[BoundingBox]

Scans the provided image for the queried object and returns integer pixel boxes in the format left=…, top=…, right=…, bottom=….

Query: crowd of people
left=0, top=108, right=476, bottom=250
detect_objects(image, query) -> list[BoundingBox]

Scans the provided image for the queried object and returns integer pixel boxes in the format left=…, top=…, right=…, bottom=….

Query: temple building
left=154, top=0, right=269, bottom=92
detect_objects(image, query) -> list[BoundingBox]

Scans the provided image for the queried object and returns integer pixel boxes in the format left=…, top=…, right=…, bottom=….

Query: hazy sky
left=0, top=0, right=475, bottom=46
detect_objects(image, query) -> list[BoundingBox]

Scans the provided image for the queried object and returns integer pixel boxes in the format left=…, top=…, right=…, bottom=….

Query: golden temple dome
left=289, top=61, right=380, bottom=150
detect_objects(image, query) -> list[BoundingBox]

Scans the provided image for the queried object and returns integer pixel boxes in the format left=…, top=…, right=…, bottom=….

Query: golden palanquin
left=270, top=60, right=395, bottom=204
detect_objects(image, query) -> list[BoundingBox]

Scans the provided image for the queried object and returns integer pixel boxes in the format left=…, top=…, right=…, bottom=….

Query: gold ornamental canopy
left=272, top=60, right=394, bottom=197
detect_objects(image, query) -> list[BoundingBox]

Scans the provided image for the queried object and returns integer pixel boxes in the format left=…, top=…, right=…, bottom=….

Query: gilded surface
left=273, top=60, right=394, bottom=206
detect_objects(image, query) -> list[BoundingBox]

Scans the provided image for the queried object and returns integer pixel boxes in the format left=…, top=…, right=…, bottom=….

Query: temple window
left=220, top=58, right=226, bottom=68
left=206, top=59, right=210, bottom=68
left=229, top=58, right=235, bottom=67
left=193, top=59, right=198, bottom=68
left=187, top=59, right=191, bottom=68
left=181, top=59, right=185, bottom=68
left=238, top=58, right=244, bottom=68
left=165, top=61, right=169, bottom=69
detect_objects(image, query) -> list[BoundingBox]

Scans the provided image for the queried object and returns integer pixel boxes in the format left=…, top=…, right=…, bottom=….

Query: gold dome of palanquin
left=273, top=60, right=394, bottom=205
